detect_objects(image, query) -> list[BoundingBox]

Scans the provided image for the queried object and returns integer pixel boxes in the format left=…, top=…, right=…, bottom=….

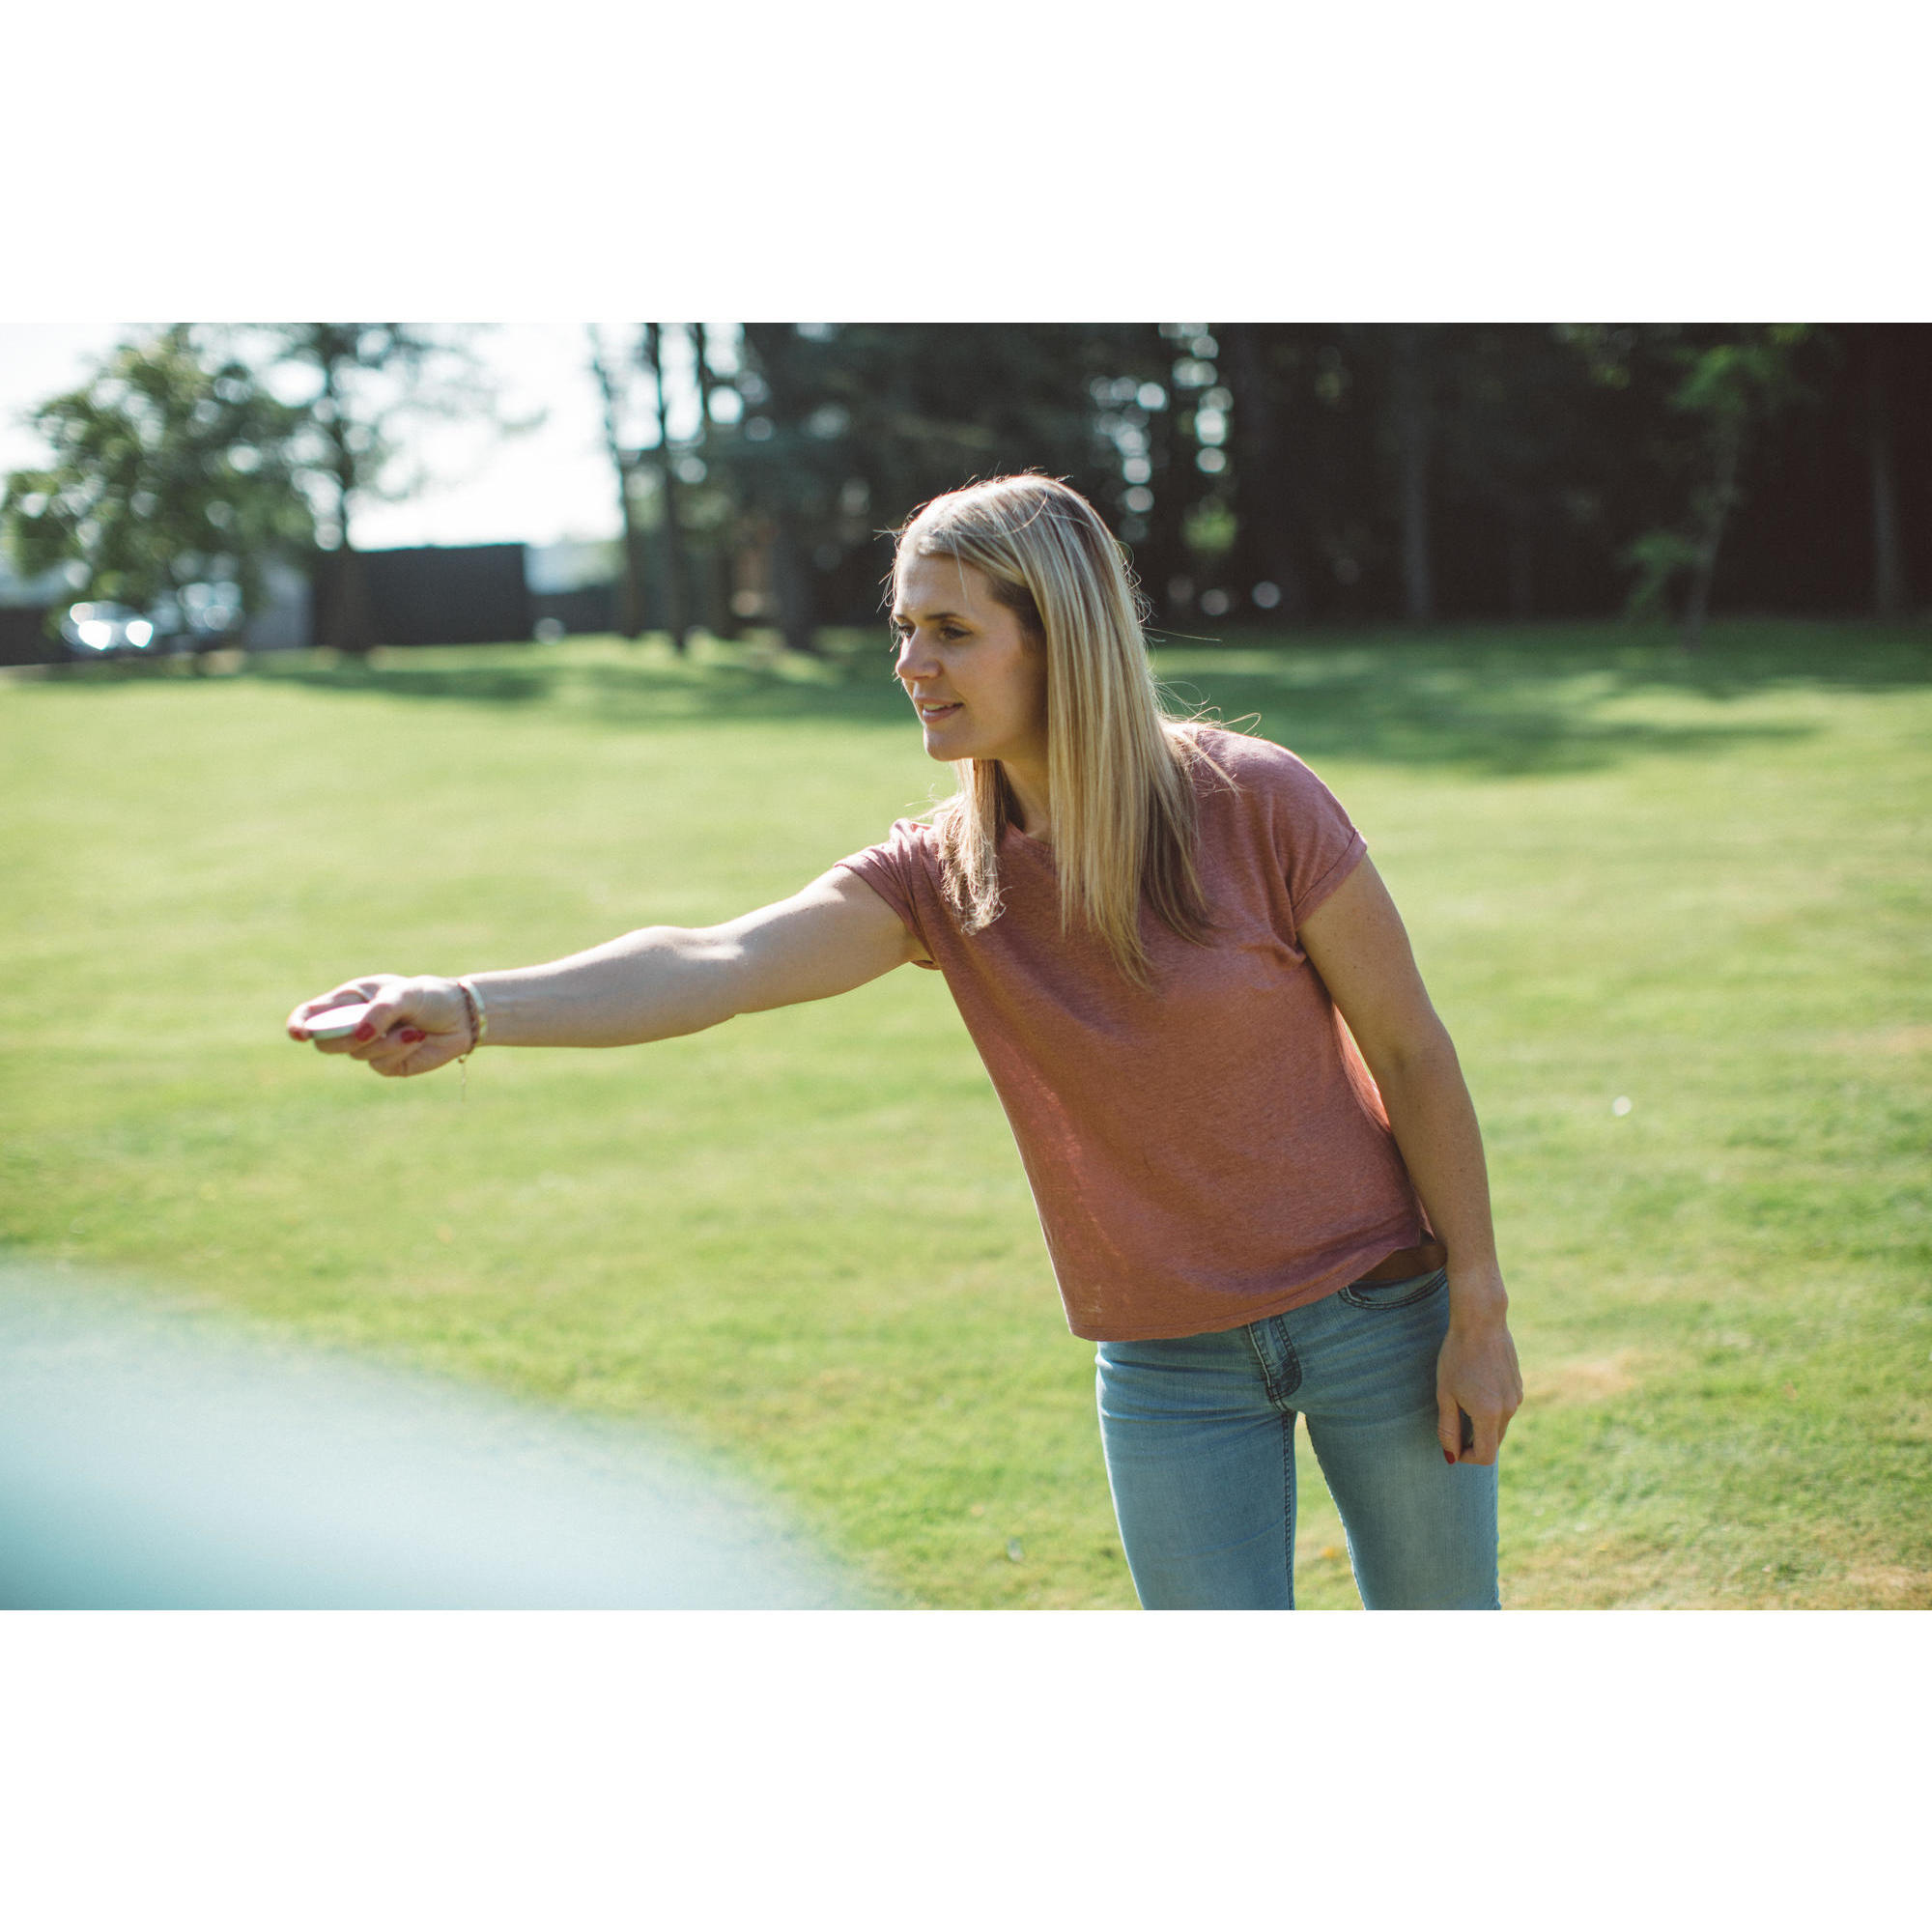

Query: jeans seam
left=1242, top=1316, right=1302, bottom=1406
left=1282, top=1408, right=1295, bottom=1610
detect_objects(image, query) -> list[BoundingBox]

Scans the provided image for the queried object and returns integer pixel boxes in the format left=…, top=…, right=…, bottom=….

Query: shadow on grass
left=247, top=635, right=917, bottom=735
left=1154, top=618, right=1932, bottom=773
left=35, top=617, right=1932, bottom=779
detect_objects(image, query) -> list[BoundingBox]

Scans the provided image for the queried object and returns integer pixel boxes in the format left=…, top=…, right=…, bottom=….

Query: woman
left=289, top=474, right=1522, bottom=1610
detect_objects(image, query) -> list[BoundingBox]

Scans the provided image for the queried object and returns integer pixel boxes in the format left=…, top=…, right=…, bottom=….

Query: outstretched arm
left=1297, top=856, right=1523, bottom=1466
left=287, top=867, right=918, bottom=1078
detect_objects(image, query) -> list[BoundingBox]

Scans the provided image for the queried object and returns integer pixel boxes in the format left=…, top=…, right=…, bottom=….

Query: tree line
left=7, top=323, right=1926, bottom=658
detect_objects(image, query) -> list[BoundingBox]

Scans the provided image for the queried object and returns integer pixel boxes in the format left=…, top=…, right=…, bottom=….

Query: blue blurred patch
left=0, top=1264, right=862, bottom=1609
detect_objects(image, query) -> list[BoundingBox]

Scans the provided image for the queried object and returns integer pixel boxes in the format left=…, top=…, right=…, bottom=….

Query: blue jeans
left=1094, top=1267, right=1499, bottom=1609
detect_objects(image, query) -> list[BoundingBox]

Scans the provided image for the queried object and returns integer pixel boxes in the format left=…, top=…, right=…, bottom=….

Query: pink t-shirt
left=835, top=727, right=1430, bottom=1342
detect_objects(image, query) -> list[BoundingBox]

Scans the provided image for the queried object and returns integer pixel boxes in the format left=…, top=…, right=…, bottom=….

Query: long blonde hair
left=893, top=474, right=1216, bottom=982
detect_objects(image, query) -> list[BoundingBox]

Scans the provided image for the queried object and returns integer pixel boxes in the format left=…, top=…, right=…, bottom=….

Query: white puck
left=301, top=1001, right=379, bottom=1041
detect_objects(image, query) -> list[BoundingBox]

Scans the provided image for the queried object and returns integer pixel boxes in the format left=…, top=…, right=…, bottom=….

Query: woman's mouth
left=918, top=700, right=963, bottom=722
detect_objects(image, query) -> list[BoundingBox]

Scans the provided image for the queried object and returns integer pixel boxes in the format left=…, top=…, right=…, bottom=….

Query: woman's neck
left=1001, top=759, right=1052, bottom=843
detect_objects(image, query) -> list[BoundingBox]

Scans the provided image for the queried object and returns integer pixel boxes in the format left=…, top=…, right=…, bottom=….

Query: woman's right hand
left=286, top=975, right=473, bottom=1079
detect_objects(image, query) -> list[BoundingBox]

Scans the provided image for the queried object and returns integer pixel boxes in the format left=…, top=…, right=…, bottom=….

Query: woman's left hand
left=1435, top=1293, right=1523, bottom=1465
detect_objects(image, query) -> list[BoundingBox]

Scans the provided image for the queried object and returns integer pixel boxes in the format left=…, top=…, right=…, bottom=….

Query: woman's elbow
left=1360, top=1012, right=1462, bottom=1094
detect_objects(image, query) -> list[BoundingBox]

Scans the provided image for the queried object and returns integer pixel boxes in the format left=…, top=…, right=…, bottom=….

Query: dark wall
left=313, top=544, right=532, bottom=646
left=530, top=583, right=617, bottom=637
left=0, top=608, right=62, bottom=667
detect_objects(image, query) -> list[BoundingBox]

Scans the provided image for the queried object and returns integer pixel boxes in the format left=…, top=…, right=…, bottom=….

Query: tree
left=1387, top=325, right=1438, bottom=626
left=686, top=323, right=740, bottom=639
left=1621, top=326, right=1809, bottom=651
left=734, top=323, right=838, bottom=653
left=587, top=326, right=649, bottom=640
left=1228, top=325, right=1395, bottom=626
left=641, top=324, right=691, bottom=654
left=589, top=325, right=739, bottom=650
left=724, top=323, right=1154, bottom=648
left=1217, top=323, right=1310, bottom=624
left=1, top=326, right=311, bottom=647
left=1433, top=325, right=1625, bottom=621
left=252, top=325, right=526, bottom=654
left=1080, top=323, right=1219, bottom=630
left=1861, top=324, right=1912, bottom=619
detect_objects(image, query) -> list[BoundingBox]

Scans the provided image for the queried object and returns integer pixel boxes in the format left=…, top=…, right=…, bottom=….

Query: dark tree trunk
left=1682, top=415, right=1743, bottom=654
left=317, top=387, right=377, bottom=653
left=741, top=324, right=818, bottom=652
left=1390, top=327, right=1435, bottom=625
left=587, top=330, right=644, bottom=639
left=1866, top=326, right=1910, bottom=619
left=318, top=541, right=377, bottom=655
left=1221, top=323, right=1308, bottom=622
left=644, top=325, right=689, bottom=654
left=1504, top=496, right=1535, bottom=619
left=706, top=549, right=739, bottom=641
left=1140, top=330, right=1193, bottom=629
left=689, top=323, right=740, bottom=640
left=769, top=511, right=816, bottom=656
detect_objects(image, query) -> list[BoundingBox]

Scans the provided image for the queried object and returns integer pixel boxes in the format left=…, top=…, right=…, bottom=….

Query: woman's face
left=892, top=554, right=1048, bottom=772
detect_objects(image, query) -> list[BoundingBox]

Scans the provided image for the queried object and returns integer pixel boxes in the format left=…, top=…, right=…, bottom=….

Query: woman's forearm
left=469, top=870, right=915, bottom=1048
left=1370, top=1028, right=1508, bottom=1330
left=469, top=925, right=743, bottom=1048
left=289, top=869, right=915, bottom=1075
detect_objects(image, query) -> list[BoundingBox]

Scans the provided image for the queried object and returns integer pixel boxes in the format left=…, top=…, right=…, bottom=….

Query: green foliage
left=1, top=327, right=312, bottom=618
left=249, top=323, right=521, bottom=550
left=1182, top=496, right=1236, bottom=556
left=3, top=623, right=1927, bottom=1608
left=1616, top=326, right=1815, bottom=637
left=1621, top=528, right=1703, bottom=621
left=238, top=324, right=533, bottom=654
left=707, top=325, right=1206, bottom=639
left=1668, top=324, right=1810, bottom=421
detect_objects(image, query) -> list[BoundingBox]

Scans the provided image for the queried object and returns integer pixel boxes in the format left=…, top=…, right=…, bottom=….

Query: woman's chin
left=922, top=724, right=972, bottom=759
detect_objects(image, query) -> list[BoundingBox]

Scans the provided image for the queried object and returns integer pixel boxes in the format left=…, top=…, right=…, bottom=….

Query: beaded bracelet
left=457, top=976, right=489, bottom=1050
left=455, top=976, right=488, bottom=1097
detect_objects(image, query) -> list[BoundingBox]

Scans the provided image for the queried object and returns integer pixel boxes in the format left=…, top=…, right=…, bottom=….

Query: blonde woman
left=289, top=474, right=1522, bottom=1610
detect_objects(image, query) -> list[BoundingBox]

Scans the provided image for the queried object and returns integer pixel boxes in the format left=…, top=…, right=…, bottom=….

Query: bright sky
left=0, top=323, right=670, bottom=551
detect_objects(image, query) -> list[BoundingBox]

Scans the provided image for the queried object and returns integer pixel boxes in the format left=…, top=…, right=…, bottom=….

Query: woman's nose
left=895, top=633, right=938, bottom=683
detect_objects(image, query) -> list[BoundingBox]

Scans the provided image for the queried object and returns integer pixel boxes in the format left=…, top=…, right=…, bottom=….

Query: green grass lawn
left=4, top=620, right=1928, bottom=1608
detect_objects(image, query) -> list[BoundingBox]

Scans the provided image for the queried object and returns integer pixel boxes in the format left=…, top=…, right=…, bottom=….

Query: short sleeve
left=833, top=818, right=942, bottom=967
left=1262, top=744, right=1368, bottom=926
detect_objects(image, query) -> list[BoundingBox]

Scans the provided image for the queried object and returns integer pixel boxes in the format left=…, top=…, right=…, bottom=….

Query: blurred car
left=58, top=601, right=159, bottom=656
left=58, top=581, right=245, bottom=659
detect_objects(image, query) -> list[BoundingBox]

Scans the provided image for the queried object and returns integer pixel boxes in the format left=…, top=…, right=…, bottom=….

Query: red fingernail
left=355, top=1022, right=376, bottom=1041
left=1444, top=1449, right=1457, bottom=1464
left=400, top=1028, right=424, bottom=1043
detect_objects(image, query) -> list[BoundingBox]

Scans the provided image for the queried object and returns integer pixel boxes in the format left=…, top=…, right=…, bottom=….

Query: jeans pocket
left=1338, top=1264, right=1448, bottom=1311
